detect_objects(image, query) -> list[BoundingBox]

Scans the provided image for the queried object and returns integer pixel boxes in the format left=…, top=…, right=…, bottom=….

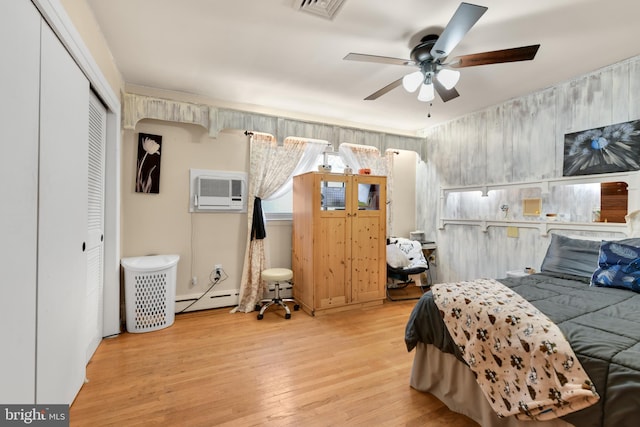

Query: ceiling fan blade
left=448, top=44, right=540, bottom=68
left=364, top=77, right=403, bottom=100
left=434, top=79, right=460, bottom=102
left=431, top=3, right=488, bottom=60
left=344, top=53, right=416, bottom=67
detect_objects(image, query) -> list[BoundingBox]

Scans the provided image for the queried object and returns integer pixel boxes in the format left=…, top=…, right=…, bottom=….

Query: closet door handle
left=82, top=242, right=86, bottom=252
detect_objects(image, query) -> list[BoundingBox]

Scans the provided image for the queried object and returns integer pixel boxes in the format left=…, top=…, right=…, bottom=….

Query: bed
left=405, top=234, right=640, bottom=427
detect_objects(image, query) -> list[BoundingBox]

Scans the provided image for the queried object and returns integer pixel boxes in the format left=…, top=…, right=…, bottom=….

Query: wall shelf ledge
left=439, top=218, right=628, bottom=236
left=441, top=171, right=640, bottom=198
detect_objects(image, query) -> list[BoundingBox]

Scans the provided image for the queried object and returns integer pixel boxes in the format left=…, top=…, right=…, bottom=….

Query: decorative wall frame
left=136, top=133, right=162, bottom=194
left=563, top=119, right=640, bottom=176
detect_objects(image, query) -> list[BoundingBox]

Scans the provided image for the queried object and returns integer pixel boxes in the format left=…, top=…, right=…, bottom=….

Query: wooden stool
left=256, top=268, right=299, bottom=319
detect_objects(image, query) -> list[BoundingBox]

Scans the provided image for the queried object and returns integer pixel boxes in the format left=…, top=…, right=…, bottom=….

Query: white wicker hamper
left=121, top=254, right=179, bottom=333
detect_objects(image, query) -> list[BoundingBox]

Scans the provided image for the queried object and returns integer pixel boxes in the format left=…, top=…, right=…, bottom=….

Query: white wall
left=59, top=0, right=124, bottom=96
left=390, top=150, right=418, bottom=238
left=121, top=122, right=250, bottom=304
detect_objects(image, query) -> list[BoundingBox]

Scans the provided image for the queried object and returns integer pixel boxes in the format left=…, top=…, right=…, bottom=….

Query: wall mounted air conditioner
left=190, top=169, right=247, bottom=212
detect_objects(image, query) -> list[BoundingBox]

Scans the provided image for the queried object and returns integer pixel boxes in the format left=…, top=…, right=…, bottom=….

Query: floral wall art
left=136, top=133, right=162, bottom=193
left=563, top=120, right=640, bottom=176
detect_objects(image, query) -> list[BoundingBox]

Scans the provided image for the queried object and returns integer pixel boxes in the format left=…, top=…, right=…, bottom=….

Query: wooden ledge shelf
left=438, top=171, right=640, bottom=236
left=441, top=171, right=640, bottom=197
left=439, top=218, right=628, bottom=236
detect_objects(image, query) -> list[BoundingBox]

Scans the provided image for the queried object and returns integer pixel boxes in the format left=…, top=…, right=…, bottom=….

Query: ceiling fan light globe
left=402, top=71, right=423, bottom=93
left=417, top=83, right=435, bottom=102
left=437, top=69, right=460, bottom=90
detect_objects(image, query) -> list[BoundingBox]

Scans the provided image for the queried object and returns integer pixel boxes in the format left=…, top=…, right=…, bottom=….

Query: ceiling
left=85, top=0, right=640, bottom=134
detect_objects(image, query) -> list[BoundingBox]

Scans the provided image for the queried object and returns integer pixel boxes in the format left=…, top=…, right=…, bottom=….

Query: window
left=262, top=152, right=345, bottom=219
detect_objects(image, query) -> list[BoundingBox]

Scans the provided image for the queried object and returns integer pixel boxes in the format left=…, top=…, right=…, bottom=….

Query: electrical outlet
left=191, top=276, right=198, bottom=286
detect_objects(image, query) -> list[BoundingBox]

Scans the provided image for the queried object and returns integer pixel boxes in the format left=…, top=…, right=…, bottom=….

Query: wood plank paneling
left=418, top=55, right=640, bottom=284
left=629, top=58, right=640, bottom=120
left=485, top=105, right=507, bottom=184
left=461, top=113, right=487, bottom=186
left=611, top=61, right=631, bottom=123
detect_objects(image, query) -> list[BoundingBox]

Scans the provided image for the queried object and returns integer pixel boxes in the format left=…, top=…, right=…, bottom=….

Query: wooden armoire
left=292, top=172, right=387, bottom=315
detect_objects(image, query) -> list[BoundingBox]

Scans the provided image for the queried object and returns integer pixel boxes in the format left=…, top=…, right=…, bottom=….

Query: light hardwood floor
left=70, top=300, right=478, bottom=426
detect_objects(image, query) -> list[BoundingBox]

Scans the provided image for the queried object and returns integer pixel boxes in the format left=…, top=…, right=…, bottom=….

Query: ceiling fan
left=344, top=2, right=540, bottom=103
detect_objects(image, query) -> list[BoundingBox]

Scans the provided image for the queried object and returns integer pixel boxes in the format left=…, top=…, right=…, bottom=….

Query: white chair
left=386, top=237, right=431, bottom=301
left=256, top=268, right=299, bottom=319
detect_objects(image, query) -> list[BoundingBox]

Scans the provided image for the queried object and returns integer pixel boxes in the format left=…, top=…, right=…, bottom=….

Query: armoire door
left=316, top=175, right=351, bottom=308
left=85, top=92, right=107, bottom=362
left=316, top=215, right=350, bottom=307
left=350, top=175, right=386, bottom=302
left=37, top=22, right=90, bottom=404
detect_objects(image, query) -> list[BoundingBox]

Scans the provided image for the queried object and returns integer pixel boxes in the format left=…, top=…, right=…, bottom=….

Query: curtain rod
left=244, top=131, right=331, bottom=147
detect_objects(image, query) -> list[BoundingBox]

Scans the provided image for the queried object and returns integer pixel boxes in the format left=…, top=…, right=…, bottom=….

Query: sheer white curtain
left=385, top=149, right=397, bottom=237
left=232, top=133, right=307, bottom=313
left=267, top=137, right=329, bottom=201
left=339, top=143, right=394, bottom=237
left=338, top=143, right=388, bottom=176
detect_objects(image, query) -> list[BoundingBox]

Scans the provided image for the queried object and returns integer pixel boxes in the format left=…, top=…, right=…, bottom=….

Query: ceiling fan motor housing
left=410, top=34, right=439, bottom=63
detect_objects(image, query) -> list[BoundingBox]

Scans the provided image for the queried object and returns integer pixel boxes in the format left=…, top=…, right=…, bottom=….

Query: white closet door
left=85, top=92, right=106, bottom=362
left=0, top=0, right=41, bottom=404
left=37, top=23, right=90, bottom=404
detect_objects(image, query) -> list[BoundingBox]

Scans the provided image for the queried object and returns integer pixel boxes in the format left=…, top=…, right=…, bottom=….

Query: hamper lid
left=121, top=254, right=180, bottom=272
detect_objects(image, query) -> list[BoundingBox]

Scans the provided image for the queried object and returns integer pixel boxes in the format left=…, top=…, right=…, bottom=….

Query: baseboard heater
left=175, top=289, right=240, bottom=312
left=175, top=285, right=293, bottom=313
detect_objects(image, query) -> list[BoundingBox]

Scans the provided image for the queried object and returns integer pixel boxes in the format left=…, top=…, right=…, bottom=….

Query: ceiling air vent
left=296, top=0, right=346, bottom=20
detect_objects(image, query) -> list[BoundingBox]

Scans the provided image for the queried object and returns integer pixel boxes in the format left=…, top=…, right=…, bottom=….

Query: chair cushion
left=387, top=244, right=410, bottom=268
left=261, top=268, right=293, bottom=281
left=388, top=237, right=429, bottom=269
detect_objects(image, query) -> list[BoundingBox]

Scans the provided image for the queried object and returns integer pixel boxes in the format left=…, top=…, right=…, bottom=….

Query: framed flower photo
left=563, top=120, right=640, bottom=176
left=136, top=133, right=162, bottom=193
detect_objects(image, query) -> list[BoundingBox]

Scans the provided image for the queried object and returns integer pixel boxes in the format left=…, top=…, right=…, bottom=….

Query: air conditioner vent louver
left=200, top=178, right=230, bottom=198
left=296, top=0, right=346, bottom=20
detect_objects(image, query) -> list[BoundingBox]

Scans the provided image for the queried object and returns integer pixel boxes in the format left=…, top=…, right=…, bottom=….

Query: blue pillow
left=591, top=241, right=640, bottom=292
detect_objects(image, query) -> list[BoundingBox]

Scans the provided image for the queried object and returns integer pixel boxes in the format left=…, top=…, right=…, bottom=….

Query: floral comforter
left=431, top=278, right=599, bottom=421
